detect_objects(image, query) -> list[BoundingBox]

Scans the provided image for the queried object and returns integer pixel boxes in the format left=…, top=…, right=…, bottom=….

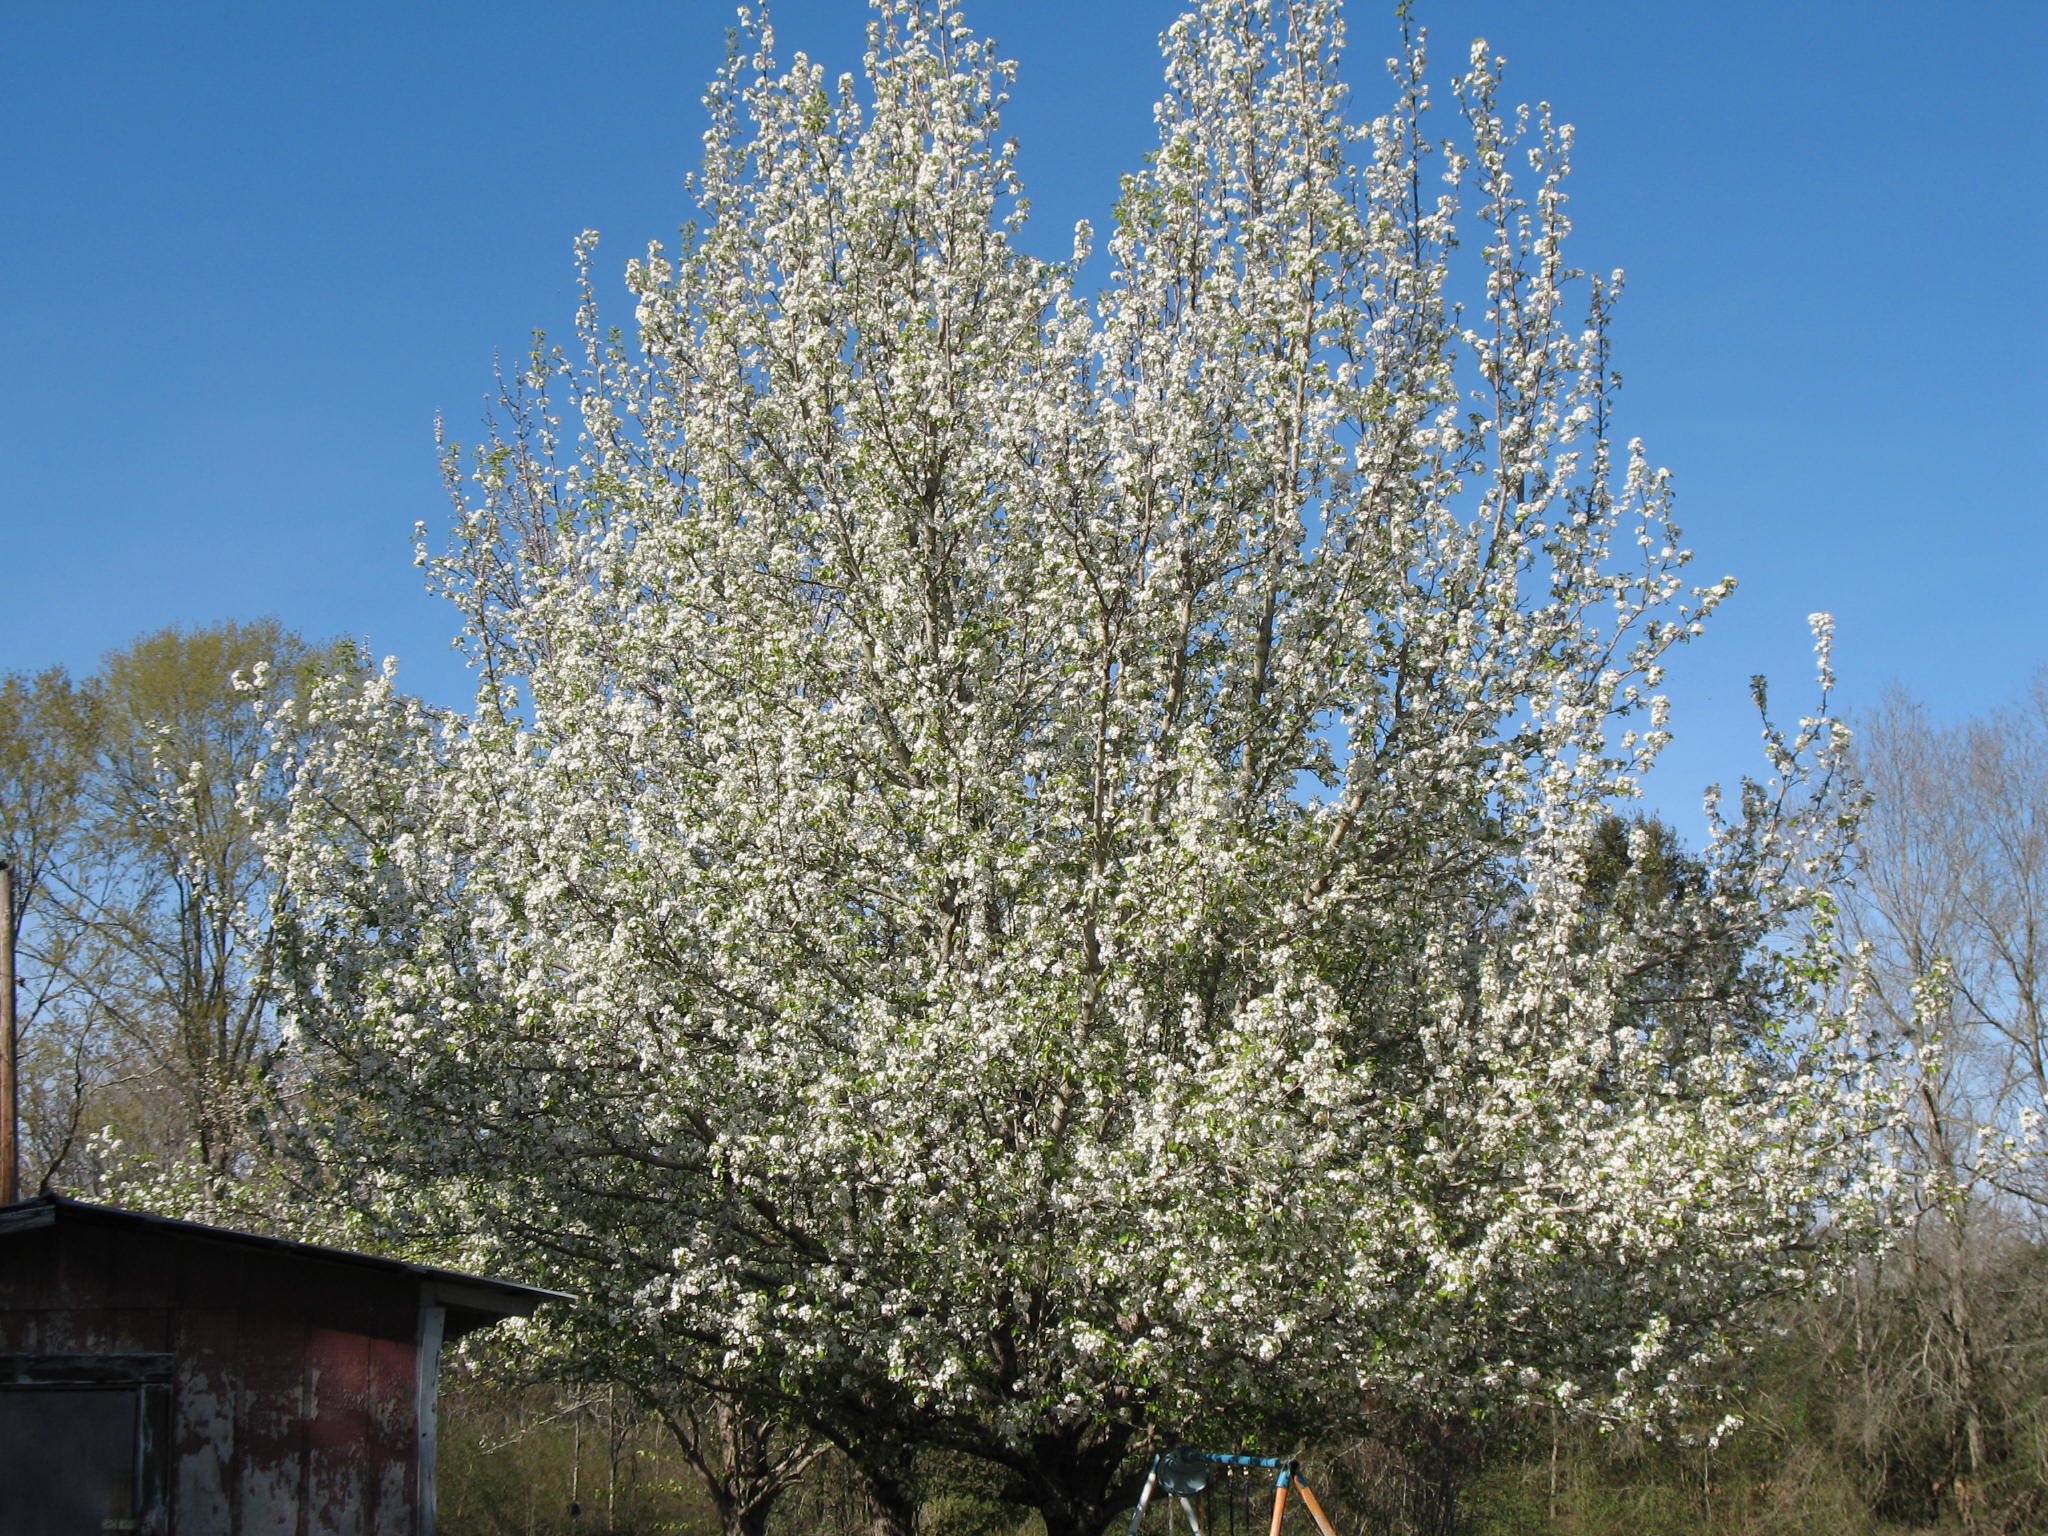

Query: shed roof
left=0, top=1193, right=568, bottom=1338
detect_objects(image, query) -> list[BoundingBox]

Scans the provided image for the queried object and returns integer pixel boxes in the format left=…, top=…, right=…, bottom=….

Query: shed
left=0, top=1193, right=564, bottom=1535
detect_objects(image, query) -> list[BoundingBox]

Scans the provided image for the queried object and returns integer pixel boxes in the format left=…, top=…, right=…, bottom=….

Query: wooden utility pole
left=1, top=860, right=17, bottom=1204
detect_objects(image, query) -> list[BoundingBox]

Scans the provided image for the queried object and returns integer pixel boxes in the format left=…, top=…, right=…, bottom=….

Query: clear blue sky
left=4, top=1, right=2042, bottom=826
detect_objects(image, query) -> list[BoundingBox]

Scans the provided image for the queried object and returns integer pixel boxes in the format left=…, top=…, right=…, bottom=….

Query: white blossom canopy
left=265, top=0, right=1892, bottom=1488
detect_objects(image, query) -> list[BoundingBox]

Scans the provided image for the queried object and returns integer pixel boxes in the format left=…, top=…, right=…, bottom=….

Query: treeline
left=3, top=624, right=2045, bottom=1535
left=1467, top=1239, right=2048, bottom=1534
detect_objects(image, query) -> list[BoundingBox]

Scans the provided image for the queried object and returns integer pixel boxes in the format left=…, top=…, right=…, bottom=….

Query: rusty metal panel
left=0, top=1223, right=61, bottom=1314
left=171, top=1306, right=239, bottom=1533
left=304, top=1326, right=373, bottom=1535
left=234, top=1302, right=312, bottom=1535
left=366, top=1333, right=417, bottom=1534
left=0, top=1231, right=177, bottom=1361
left=43, top=1217, right=139, bottom=1311
left=23, top=1306, right=170, bottom=1356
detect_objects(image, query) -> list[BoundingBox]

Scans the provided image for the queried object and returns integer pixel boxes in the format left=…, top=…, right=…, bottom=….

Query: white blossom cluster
left=263, top=0, right=1892, bottom=1465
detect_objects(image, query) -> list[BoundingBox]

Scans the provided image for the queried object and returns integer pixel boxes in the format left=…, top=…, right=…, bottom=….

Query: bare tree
left=1842, top=677, right=2048, bottom=1525
left=1852, top=680, right=2048, bottom=1222
left=648, top=1392, right=823, bottom=1536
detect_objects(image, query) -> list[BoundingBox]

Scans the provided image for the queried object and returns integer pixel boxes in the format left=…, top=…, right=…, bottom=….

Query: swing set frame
left=1124, top=1450, right=1341, bottom=1536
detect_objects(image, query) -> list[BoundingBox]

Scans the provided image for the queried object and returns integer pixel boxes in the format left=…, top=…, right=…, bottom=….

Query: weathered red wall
left=0, top=1220, right=423, bottom=1535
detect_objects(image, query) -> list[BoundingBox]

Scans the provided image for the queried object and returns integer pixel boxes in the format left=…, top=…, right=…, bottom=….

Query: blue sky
left=4, top=1, right=2041, bottom=827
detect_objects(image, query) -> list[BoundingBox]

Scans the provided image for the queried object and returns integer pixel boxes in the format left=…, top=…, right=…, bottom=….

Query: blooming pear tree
left=266, top=4, right=1892, bottom=1533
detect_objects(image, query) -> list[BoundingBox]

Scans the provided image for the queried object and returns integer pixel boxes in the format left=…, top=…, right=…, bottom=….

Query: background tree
left=1572, top=813, right=1770, bottom=1048
left=0, top=666, right=103, bottom=1183
left=266, top=5, right=1894, bottom=1535
left=0, top=618, right=361, bottom=1197
left=1830, top=679, right=2048, bottom=1525
left=1849, top=680, right=2048, bottom=1219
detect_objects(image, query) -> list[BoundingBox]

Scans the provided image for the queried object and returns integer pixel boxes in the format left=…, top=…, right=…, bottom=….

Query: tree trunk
left=860, top=1470, right=919, bottom=1536
left=1944, top=1217, right=1988, bottom=1532
left=734, top=1487, right=781, bottom=1536
left=1000, top=1423, right=1140, bottom=1536
left=842, top=1437, right=920, bottom=1536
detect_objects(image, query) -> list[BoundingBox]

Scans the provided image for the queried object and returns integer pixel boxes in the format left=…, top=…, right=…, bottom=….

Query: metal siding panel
left=0, top=1303, right=44, bottom=1354
left=59, top=1221, right=131, bottom=1310
left=29, top=1306, right=170, bottom=1355
left=304, top=1327, right=371, bottom=1535
left=234, top=1304, right=309, bottom=1536
left=0, top=1226, right=61, bottom=1315
left=366, top=1334, right=419, bottom=1536
left=171, top=1310, right=237, bottom=1536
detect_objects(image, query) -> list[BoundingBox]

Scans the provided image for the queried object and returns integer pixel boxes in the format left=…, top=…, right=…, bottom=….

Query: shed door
left=0, top=1385, right=162, bottom=1535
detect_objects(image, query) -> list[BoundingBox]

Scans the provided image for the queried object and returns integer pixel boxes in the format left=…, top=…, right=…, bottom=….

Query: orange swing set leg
left=1267, top=1474, right=1339, bottom=1536
left=1293, top=1481, right=1340, bottom=1536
